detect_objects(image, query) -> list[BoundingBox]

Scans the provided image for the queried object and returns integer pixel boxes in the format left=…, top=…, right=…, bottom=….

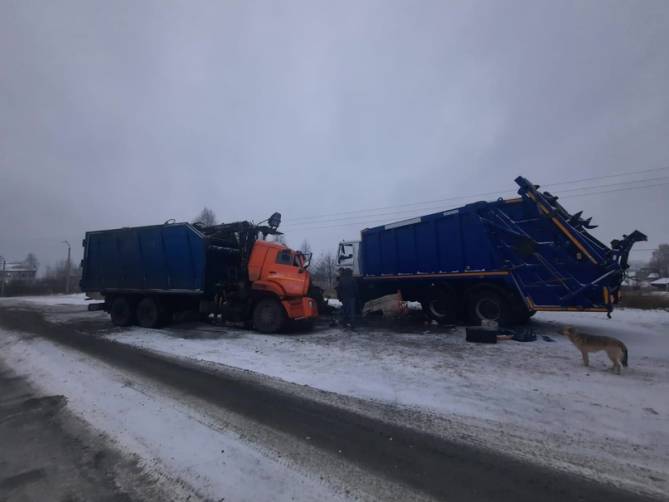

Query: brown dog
left=560, top=326, right=628, bottom=374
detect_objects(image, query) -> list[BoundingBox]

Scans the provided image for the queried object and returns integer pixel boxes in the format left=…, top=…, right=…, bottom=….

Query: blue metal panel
left=415, top=220, right=438, bottom=273
left=81, top=223, right=206, bottom=293
left=362, top=231, right=382, bottom=276
left=435, top=214, right=462, bottom=273
left=461, top=209, right=494, bottom=270
left=396, top=225, right=417, bottom=274
left=380, top=229, right=397, bottom=275
left=137, top=227, right=169, bottom=290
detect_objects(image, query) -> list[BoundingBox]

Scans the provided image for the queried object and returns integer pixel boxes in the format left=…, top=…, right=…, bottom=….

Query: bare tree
left=312, top=252, right=337, bottom=291
left=299, top=239, right=312, bottom=255
left=649, top=244, right=669, bottom=277
left=44, top=260, right=82, bottom=293
left=24, top=252, right=39, bottom=271
left=193, top=207, right=217, bottom=227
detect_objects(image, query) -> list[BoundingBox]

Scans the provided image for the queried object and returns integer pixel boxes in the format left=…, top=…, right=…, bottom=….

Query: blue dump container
left=349, top=177, right=646, bottom=324
left=80, top=223, right=207, bottom=294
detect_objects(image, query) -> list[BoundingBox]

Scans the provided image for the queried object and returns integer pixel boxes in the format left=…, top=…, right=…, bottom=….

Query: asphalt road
left=0, top=304, right=662, bottom=502
left=0, top=357, right=172, bottom=502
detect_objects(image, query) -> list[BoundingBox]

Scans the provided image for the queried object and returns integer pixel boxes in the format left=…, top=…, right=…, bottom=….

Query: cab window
left=276, top=249, right=293, bottom=265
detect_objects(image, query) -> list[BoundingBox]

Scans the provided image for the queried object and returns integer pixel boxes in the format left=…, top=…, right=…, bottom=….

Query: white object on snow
left=361, top=291, right=408, bottom=317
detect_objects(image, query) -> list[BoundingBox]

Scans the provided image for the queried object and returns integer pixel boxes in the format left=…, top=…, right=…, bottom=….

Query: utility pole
left=1, top=259, right=6, bottom=297
left=62, top=240, right=71, bottom=294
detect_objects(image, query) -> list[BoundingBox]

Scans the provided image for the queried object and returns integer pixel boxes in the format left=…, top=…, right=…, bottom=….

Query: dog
left=560, top=326, right=628, bottom=374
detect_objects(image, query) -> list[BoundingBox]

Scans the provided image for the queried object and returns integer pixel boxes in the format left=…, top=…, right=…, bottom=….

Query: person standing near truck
left=336, top=268, right=357, bottom=328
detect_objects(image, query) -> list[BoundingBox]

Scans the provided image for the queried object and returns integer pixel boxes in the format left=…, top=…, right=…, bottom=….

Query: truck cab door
left=267, top=249, right=309, bottom=297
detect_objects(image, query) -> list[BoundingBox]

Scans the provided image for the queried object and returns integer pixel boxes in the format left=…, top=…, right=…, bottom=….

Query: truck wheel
left=110, top=297, right=134, bottom=327
left=467, top=288, right=511, bottom=326
left=421, top=286, right=456, bottom=324
left=136, top=297, right=164, bottom=329
left=253, top=298, right=286, bottom=334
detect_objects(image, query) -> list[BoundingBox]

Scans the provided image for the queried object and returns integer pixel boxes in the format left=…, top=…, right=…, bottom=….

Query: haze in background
left=1, top=0, right=668, bottom=270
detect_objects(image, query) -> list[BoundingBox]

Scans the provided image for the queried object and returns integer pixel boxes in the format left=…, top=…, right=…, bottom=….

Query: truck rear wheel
left=136, top=297, right=165, bottom=329
left=253, top=298, right=286, bottom=334
left=421, top=286, right=456, bottom=324
left=467, top=288, right=512, bottom=326
left=110, top=297, right=134, bottom=327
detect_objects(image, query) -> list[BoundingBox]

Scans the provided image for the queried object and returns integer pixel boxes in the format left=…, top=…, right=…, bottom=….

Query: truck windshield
left=338, top=244, right=353, bottom=264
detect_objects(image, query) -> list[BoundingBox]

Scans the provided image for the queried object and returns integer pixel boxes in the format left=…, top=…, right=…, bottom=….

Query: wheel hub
left=476, top=298, right=501, bottom=321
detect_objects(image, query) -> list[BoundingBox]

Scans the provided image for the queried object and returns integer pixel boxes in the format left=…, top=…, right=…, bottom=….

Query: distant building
left=650, top=278, right=669, bottom=292
left=647, top=272, right=660, bottom=280
left=1, top=262, right=38, bottom=283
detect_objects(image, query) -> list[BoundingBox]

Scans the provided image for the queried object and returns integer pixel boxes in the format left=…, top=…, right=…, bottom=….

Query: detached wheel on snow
left=136, top=297, right=165, bottom=329
left=253, top=298, right=286, bottom=334
left=110, top=297, right=134, bottom=327
left=421, top=286, right=456, bottom=324
left=467, top=288, right=512, bottom=326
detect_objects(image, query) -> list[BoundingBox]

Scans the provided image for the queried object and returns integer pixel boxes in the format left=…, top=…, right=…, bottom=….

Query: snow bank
left=102, top=308, right=669, bottom=496
left=0, top=293, right=92, bottom=306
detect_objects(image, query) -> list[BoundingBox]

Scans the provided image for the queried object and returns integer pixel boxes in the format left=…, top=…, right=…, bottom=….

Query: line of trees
left=297, top=240, right=337, bottom=292
left=193, top=207, right=217, bottom=227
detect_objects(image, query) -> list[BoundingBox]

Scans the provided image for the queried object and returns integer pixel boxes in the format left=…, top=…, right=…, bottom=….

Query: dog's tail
left=622, top=345, right=628, bottom=367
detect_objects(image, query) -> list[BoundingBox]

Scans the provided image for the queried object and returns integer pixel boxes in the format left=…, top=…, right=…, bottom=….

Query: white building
left=1, top=262, right=38, bottom=283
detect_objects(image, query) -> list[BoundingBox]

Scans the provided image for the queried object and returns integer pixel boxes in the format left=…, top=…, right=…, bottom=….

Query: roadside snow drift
left=102, top=308, right=669, bottom=497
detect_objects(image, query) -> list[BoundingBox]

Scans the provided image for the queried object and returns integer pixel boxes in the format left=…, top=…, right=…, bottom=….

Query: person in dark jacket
left=336, top=268, right=357, bottom=328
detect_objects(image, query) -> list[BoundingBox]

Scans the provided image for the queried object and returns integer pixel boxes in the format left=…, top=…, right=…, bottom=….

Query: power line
left=285, top=165, right=669, bottom=224
left=284, top=179, right=669, bottom=231
left=282, top=175, right=669, bottom=229
left=284, top=180, right=669, bottom=232
left=288, top=167, right=669, bottom=224
left=531, top=166, right=669, bottom=187
left=559, top=179, right=669, bottom=199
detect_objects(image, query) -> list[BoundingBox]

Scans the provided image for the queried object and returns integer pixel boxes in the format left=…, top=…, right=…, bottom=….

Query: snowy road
left=0, top=295, right=667, bottom=501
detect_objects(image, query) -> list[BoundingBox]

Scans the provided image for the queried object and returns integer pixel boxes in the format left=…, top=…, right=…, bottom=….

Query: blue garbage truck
left=336, top=177, right=646, bottom=325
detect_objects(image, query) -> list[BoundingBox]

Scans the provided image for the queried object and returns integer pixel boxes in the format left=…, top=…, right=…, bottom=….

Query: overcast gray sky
left=1, top=0, right=668, bottom=270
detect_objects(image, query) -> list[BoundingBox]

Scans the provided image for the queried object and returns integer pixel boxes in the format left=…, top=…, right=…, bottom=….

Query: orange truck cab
left=247, top=240, right=318, bottom=330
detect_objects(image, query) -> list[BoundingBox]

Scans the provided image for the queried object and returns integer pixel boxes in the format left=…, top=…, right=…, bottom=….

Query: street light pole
left=1, top=258, right=6, bottom=297
left=62, top=240, right=71, bottom=294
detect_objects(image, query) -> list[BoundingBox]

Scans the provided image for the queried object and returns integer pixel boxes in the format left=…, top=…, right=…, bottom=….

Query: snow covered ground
left=95, top=308, right=669, bottom=496
left=4, top=292, right=93, bottom=306
left=1, top=294, right=667, bottom=496
left=0, top=328, right=376, bottom=502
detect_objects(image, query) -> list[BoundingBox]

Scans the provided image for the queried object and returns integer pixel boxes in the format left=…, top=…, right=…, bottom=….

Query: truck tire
left=253, top=298, right=286, bottom=334
left=136, top=297, right=165, bottom=329
left=467, top=288, right=512, bottom=326
left=421, top=286, right=456, bottom=324
left=110, top=297, right=134, bottom=327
